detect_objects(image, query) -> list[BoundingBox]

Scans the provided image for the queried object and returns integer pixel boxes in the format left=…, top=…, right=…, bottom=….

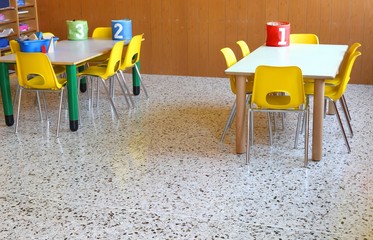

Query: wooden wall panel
left=362, top=0, right=373, bottom=85
left=36, top=0, right=373, bottom=84
left=186, top=0, right=209, bottom=76
left=247, top=1, right=266, bottom=49
left=288, top=0, right=306, bottom=32
left=278, top=0, right=289, bottom=21
left=208, top=0, right=226, bottom=76
left=319, top=0, right=332, bottom=43
left=349, top=0, right=365, bottom=82
left=306, top=0, right=320, bottom=35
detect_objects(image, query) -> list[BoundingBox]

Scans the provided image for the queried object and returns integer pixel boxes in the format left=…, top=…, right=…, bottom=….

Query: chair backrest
left=92, top=27, right=112, bottom=39
left=236, top=40, right=250, bottom=58
left=290, top=34, right=319, bottom=44
left=101, top=40, right=125, bottom=79
left=9, top=40, right=20, bottom=53
left=251, top=66, right=305, bottom=110
left=120, top=33, right=144, bottom=70
left=333, top=51, right=361, bottom=100
left=220, top=47, right=238, bottom=94
left=339, top=42, right=361, bottom=74
left=42, top=32, right=55, bottom=39
left=15, top=52, right=63, bottom=90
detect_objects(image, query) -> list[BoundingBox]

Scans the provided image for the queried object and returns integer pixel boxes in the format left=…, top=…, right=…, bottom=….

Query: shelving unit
left=0, top=0, right=38, bottom=54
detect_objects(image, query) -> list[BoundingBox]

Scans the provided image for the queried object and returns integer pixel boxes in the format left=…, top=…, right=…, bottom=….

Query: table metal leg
left=66, top=65, right=79, bottom=131
left=132, top=61, right=141, bottom=95
left=0, top=63, right=14, bottom=126
left=236, top=75, right=247, bottom=154
left=312, top=79, right=325, bottom=161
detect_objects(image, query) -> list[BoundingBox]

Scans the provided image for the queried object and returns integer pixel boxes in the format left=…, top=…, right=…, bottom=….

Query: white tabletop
left=225, top=44, right=348, bottom=79
left=0, top=39, right=128, bottom=65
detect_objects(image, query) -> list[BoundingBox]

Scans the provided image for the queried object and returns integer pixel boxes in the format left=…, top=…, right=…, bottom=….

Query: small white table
left=225, top=43, right=348, bottom=161
left=0, top=39, right=127, bottom=131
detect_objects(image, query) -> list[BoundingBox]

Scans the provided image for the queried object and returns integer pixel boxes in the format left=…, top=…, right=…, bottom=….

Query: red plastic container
left=266, top=21, right=290, bottom=47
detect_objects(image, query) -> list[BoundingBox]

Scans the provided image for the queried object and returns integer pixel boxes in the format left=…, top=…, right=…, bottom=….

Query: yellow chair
left=9, top=39, right=20, bottom=53
left=220, top=47, right=253, bottom=142
left=117, top=33, right=148, bottom=104
left=92, top=27, right=112, bottom=39
left=78, top=40, right=125, bottom=119
left=15, top=52, right=67, bottom=137
left=236, top=40, right=250, bottom=57
left=303, top=51, right=362, bottom=153
left=42, top=32, right=56, bottom=39
left=247, top=66, right=309, bottom=167
left=290, top=34, right=319, bottom=44
left=88, top=27, right=113, bottom=65
left=325, top=42, right=361, bottom=86
left=327, top=42, right=361, bottom=121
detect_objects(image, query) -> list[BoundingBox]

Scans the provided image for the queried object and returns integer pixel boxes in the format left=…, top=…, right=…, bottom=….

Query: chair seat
left=78, top=66, right=108, bottom=79
left=24, top=75, right=66, bottom=90
left=53, top=65, right=66, bottom=76
left=304, top=82, right=341, bottom=101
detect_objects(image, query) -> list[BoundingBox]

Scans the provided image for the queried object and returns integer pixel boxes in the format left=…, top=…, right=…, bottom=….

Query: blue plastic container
left=111, top=19, right=132, bottom=40
left=18, top=38, right=58, bottom=52
left=0, top=38, right=8, bottom=48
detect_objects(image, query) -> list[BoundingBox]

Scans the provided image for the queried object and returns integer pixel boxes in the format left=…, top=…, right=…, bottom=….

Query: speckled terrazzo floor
left=0, top=73, right=372, bottom=239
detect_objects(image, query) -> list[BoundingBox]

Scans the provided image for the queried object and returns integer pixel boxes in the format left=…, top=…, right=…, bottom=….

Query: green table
left=0, top=39, right=140, bottom=131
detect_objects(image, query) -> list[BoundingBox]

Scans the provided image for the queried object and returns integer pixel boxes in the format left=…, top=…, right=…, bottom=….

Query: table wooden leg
left=312, top=79, right=325, bottom=161
left=236, top=75, right=246, bottom=154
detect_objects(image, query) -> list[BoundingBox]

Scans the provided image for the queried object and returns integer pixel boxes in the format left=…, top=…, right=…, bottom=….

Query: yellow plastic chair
left=9, top=39, right=20, bottom=53
left=236, top=40, right=250, bottom=58
left=326, top=42, right=361, bottom=121
left=290, top=34, right=319, bottom=44
left=78, top=40, right=125, bottom=119
left=220, top=47, right=253, bottom=142
left=92, top=27, right=112, bottom=39
left=247, top=65, right=309, bottom=167
left=42, top=32, right=56, bottom=39
left=303, top=51, right=361, bottom=153
left=10, top=40, right=48, bottom=120
left=15, top=52, right=67, bottom=137
left=88, top=27, right=113, bottom=65
left=117, top=33, right=148, bottom=105
left=325, top=42, right=361, bottom=86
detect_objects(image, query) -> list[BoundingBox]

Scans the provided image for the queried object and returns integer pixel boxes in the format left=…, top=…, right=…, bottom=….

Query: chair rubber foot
left=133, top=86, right=140, bottom=96
left=80, top=83, right=87, bottom=93
left=5, top=115, right=14, bottom=126
left=70, top=120, right=79, bottom=131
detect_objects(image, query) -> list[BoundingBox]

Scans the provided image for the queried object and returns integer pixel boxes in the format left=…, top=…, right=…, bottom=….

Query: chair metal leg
left=339, top=98, right=353, bottom=137
left=220, top=101, right=236, bottom=142
left=134, top=64, right=149, bottom=99
left=118, top=71, right=135, bottom=107
left=331, top=101, right=351, bottom=153
left=246, top=109, right=252, bottom=165
left=294, top=112, right=303, bottom=149
left=267, top=112, right=273, bottom=146
left=56, top=88, right=64, bottom=137
left=115, top=73, right=131, bottom=109
left=13, top=85, right=19, bottom=109
left=304, top=108, right=310, bottom=167
left=100, top=79, right=119, bottom=119
left=15, top=88, right=23, bottom=133
left=36, top=91, right=43, bottom=121
left=42, top=92, right=48, bottom=122
left=341, top=95, right=351, bottom=121
left=227, top=94, right=250, bottom=130
left=250, top=109, right=254, bottom=146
